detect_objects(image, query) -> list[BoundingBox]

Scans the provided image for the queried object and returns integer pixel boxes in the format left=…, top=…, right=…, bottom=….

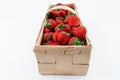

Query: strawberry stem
left=45, top=20, right=51, bottom=28
left=58, top=24, right=65, bottom=31
left=47, top=12, right=52, bottom=18
left=71, top=38, right=84, bottom=45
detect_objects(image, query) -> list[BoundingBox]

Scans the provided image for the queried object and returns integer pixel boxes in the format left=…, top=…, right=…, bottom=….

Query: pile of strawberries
left=41, top=3, right=87, bottom=45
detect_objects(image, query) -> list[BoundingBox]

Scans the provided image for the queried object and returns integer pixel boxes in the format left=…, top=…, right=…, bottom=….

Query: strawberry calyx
left=45, top=20, right=51, bottom=28
left=71, top=38, right=84, bottom=45
left=47, top=12, right=52, bottom=19
left=58, top=24, right=65, bottom=31
left=46, top=35, right=52, bottom=41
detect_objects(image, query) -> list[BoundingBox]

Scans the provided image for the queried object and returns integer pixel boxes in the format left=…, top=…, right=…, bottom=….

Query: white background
left=1, top=0, right=120, bottom=80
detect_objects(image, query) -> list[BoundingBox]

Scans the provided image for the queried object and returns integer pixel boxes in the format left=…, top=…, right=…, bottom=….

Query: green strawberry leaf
left=46, top=35, right=52, bottom=41
left=64, top=15, right=69, bottom=22
left=71, top=38, right=84, bottom=45
left=77, top=41, right=84, bottom=45
left=58, top=24, right=65, bottom=31
left=47, top=12, right=52, bottom=18
left=74, top=13, right=77, bottom=16
left=65, top=14, right=69, bottom=19
left=45, top=20, right=51, bottom=28
left=44, top=43, right=48, bottom=45
left=71, top=41, right=76, bottom=45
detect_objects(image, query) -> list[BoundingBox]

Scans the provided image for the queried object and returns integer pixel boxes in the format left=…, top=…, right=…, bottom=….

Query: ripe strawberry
left=65, top=10, right=71, bottom=15
left=56, top=3, right=63, bottom=6
left=57, top=31, right=70, bottom=44
left=52, top=31, right=59, bottom=42
left=73, top=26, right=87, bottom=38
left=44, top=40, right=53, bottom=45
left=45, top=19, right=57, bottom=29
left=67, top=4, right=75, bottom=10
left=55, top=17, right=64, bottom=24
left=59, top=9, right=66, bottom=17
left=44, top=41, right=58, bottom=45
left=50, top=10, right=59, bottom=19
left=41, top=39, right=46, bottom=45
left=50, top=42, right=59, bottom=45
left=44, top=28, right=51, bottom=33
left=68, top=37, right=84, bottom=45
left=44, top=32, right=53, bottom=41
left=55, top=23, right=71, bottom=33
left=66, top=15, right=81, bottom=27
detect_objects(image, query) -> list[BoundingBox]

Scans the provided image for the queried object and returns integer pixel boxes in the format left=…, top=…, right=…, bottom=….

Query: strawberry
left=44, top=40, right=53, bottom=45
left=52, top=31, right=59, bottom=42
left=44, top=41, right=58, bottom=45
left=47, top=10, right=59, bottom=19
left=50, top=42, right=59, bottom=45
left=65, top=10, right=71, bottom=15
left=44, top=28, right=51, bottom=33
left=41, top=39, right=46, bottom=45
left=55, top=23, right=71, bottom=33
left=73, top=26, right=87, bottom=38
left=55, top=17, right=64, bottom=24
left=68, top=37, right=84, bottom=45
left=59, top=9, right=66, bottom=17
left=66, top=15, right=81, bottom=27
left=45, top=19, right=57, bottom=29
left=56, top=3, right=63, bottom=6
left=44, top=32, right=53, bottom=41
left=67, top=4, right=75, bottom=10
left=57, top=31, right=70, bottom=44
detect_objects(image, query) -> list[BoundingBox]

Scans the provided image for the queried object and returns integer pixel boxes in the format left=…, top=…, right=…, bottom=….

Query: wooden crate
left=33, top=4, right=92, bottom=75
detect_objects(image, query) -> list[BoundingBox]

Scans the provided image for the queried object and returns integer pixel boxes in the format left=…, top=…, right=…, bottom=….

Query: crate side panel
left=36, top=54, right=55, bottom=63
left=73, top=49, right=91, bottom=64
left=72, top=64, right=89, bottom=75
left=56, top=55, right=72, bottom=74
left=47, top=49, right=64, bottom=55
left=65, top=49, right=80, bottom=55
left=38, top=63, right=56, bottom=74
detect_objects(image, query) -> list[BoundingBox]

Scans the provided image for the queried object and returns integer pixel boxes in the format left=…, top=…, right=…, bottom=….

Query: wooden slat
left=64, top=49, right=80, bottom=55
left=72, top=64, right=89, bottom=75
left=38, top=63, right=56, bottom=74
left=56, top=55, right=72, bottom=74
left=73, top=49, right=90, bottom=64
left=47, top=49, right=64, bottom=55
left=36, top=54, right=55, bottom=63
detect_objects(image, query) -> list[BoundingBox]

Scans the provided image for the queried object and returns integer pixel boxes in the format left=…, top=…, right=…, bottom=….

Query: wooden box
left=33, top=4, right=92, bottom=75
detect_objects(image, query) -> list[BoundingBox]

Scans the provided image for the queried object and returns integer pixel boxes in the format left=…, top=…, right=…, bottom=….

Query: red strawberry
left=55, top=23, right=71, bottom=33
left=50, top=10, right=59, bottom=19
left=52, top=31, right=59, bottom=42
left=44, top=32, right=53, bottom=41
left=44, top=40, right=53, bottom=45
left=41, top=39, right=46, bottom=45
left=56, top=3, right=63, bottom=6
left=67, top=4, right=75, bottom=10
left=71, top=26, right=79, bottom=34
left=59, top=9, right=66, bottom=17
left=57, top=31, right=70, bottom=44
left=45, top=19, right=57, bottom=29
left=73, top=26, right=87, bottom=38
left=44, top=40, right=59, bottom=45
left=66, top=15, right=81, bottom=27
left=68, top=37, right=84, bottom=45
left=55, top=17, right=64, bottom=24
left=65, top=10, right=71, bottom=15
left=50, top=42, right=59, bottom=45
left=44, top=28, right=51, bottom=33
